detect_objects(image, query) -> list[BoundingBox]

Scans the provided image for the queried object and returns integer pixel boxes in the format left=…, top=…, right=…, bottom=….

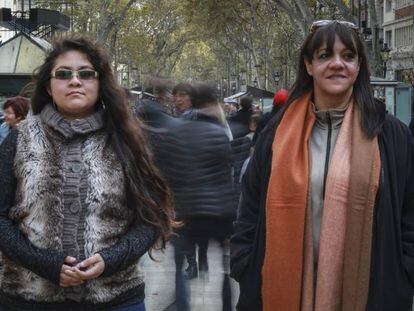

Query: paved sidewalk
left=141, top=240, right=239, bottom=311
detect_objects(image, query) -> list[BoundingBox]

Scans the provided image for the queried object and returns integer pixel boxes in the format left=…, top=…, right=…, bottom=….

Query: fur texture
left=2, top=116, right=144, bottom=303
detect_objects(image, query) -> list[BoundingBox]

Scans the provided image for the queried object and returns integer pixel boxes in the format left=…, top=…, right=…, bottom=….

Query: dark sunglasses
left=51, top=69, right=99, bottom=80
left=310, top=20, right=358, bottom=33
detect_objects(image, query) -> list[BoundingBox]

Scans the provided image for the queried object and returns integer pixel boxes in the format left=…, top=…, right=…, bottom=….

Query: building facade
left=0, top=0, right=35, bottom=43
left=383, top=0, right=414, bottom=82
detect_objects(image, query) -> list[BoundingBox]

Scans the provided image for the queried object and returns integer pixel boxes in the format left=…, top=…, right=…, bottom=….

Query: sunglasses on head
left=51, top=69, right=99, bottom=80
left=310, top=20, right=358, bottom=33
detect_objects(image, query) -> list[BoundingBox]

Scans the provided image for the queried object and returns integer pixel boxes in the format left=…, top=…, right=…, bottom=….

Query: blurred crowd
left=134, top=80, right=288, bottom=310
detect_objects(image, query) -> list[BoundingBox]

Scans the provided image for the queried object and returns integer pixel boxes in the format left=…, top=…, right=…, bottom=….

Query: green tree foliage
left=36, top=0, right=384, bottom=89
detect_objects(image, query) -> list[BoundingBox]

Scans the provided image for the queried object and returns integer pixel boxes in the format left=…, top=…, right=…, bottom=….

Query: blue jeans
left=111, top=301, right=146, bottom=311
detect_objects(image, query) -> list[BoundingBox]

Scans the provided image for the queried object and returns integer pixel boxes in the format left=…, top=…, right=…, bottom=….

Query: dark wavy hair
left=285, top=21, right=385, bottom=138
left=31, top=35, right=175, bottom=252
left=172, top=83, right=195, bottom=104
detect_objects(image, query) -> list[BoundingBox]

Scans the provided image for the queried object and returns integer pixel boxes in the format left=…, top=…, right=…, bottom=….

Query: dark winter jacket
left=0, top=114, right=155, bottom=310
left=141, top=105, right=236, bottom=221
left=231, top=135, right=252, bottom=200
left=230, top=113, right=414, bottom=311
left=229, top=108, right=253, bottom=137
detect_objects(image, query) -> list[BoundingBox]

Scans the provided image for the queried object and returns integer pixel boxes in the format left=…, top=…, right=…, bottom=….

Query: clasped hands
left=59, top=254, right=105, bottom=287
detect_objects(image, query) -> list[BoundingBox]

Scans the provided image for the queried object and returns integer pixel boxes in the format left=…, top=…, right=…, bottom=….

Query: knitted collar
left=312, top=103, right=347, bottom=130
left=40, top=104, right=104, bottom=139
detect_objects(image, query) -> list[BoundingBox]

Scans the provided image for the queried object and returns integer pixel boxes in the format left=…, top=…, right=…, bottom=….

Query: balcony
left=395, top=0, right=414, bottom=19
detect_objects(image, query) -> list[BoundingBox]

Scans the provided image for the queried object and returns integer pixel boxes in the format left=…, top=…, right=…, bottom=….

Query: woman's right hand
left=59, top=256, right=84, bottom=287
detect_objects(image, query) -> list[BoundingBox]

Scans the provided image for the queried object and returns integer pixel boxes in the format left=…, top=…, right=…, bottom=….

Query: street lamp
left=380, top=43, right=391, bottom=79
left=231, top=73, right=238, bottom=93
left=222, top=77, right=227, bottom=97
left=273, top=70, right=280, bottom=85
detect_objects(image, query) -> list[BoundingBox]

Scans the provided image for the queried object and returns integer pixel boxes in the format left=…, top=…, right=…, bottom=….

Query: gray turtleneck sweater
left=41, top=105, right=103, bottom=261
left=310, top=105, right=346, bottom=272
left=41, top=104, right=107, bottom=300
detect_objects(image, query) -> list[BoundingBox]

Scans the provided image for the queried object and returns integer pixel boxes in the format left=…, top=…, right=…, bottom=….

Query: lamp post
left=231, top=73, right=237, bottom=94
left=254, top=64, right=261, bottom=88
left=253, top=76, right=258, bottom=87
left=380, top=43, right=391, bottom=79
left=222, top=77, right=227, bottom=97
left=239, top=69, right=247, bottom=92
left=273, top=70, right=280, bottom=86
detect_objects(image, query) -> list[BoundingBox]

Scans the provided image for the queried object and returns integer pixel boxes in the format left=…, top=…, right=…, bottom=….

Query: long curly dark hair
left=31, top=35, right=175, bottom=251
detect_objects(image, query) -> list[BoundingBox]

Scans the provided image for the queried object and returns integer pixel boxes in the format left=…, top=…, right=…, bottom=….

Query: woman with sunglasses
left=0, top=36, right=174, bottom=310
left=230, top=20, right=414, bottom=310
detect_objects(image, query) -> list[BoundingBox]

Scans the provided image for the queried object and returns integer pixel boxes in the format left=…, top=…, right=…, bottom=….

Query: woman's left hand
left=71, top=254, right=105, bottom=280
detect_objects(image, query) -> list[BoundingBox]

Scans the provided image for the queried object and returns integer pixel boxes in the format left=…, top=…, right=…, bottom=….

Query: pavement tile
left=142, top=240, right=239, bottom=310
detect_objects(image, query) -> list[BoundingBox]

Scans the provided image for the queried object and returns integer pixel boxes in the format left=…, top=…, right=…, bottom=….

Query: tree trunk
left=97, top=0, right=138, bottom=44
left=329, top=0, right=358, bottom=23
left=269, top=0, right=309, bottom=36
left=368, top=0, right=382, bottom=76
left=292, top=0, right=314, bottom=29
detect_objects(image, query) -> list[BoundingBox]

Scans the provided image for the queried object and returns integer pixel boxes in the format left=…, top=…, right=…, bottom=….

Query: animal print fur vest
left=1, top=114, right=144, bottom=303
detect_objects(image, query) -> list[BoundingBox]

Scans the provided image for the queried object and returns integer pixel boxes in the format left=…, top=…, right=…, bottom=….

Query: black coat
left=231, top=135, right=252, bottom=198
left=230, top=113, right=414, bottom=310
left=141, top=106, right=236, bottom=221
left=229, top=109, right=253, bottom=138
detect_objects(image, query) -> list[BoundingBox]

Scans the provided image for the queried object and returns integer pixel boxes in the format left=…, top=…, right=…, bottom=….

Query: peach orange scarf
left=262, top=93, right=381, bottom=311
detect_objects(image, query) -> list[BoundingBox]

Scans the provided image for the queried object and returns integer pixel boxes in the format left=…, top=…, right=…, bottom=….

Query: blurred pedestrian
left=175, top=84, right=235, bottom=310
left=145, top=77, right=175, bottom=115
left=229, top=103, right=256, bottom=205
left=142, top=84, right=235, bottom=310
left=223, top=102, right=235, bottom=118
left=0, top=96, right=30, bottom=145
left=0, top=36, right=174, bottom=310
left=229, top=96, right=254, bottom=137
left=238, top=113, right=262, bottom=184
left=172, top=82, right=196, bottom=118
left=189, top=84, right=235, bottom=263
left=231, top=20, right=414, bottom=310
left=170, top=82, right=201, bottom=278
left=247, top=113, right=261, bottom=141
left=193, top=84, right=233, bottom=139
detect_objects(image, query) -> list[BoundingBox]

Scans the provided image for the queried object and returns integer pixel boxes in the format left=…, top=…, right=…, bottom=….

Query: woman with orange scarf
left=230, top=20, right=414, bottom=311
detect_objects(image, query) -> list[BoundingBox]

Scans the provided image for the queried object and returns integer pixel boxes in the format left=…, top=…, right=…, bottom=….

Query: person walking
left=0, top=36, right=174, bottom=311
left=172, top=83, right=196, bottom=118
left=187, top=84, right=235, bottom=278
left=0, top=96, right=30, bottom=146
left=230, top=20, right=414, bottom=311
left=141, top=84, right=235, bottom=310
left=229, top=97, right=254, bottom=137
